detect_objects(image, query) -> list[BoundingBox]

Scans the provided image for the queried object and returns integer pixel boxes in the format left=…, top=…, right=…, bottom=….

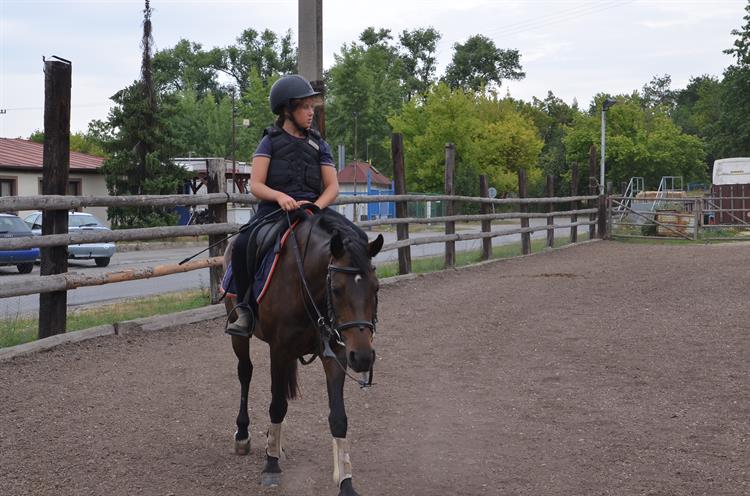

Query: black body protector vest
left=263, top=126, right=323, bottom=200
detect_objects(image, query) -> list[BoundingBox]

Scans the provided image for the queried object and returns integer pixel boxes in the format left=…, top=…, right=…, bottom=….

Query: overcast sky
left=0, top=0, right=746, bottom=138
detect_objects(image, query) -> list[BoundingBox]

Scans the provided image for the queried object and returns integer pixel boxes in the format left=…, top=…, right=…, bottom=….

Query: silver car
left=24, top=212, right=116, bottom=267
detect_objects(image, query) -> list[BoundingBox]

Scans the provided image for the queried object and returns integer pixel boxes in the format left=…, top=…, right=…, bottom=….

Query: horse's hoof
left=261, top=472, right=281, bottom=487
left=338, top=478, right=360, bottom=496
left=234, top=436, right=250, bottom=456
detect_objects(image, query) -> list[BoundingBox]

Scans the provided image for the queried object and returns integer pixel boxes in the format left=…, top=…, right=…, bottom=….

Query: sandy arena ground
left=1, top=240, right=749, bottom=496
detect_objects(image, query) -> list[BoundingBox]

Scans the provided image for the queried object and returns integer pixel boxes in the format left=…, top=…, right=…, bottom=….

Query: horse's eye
left=332, top=286, right=343, bottom=296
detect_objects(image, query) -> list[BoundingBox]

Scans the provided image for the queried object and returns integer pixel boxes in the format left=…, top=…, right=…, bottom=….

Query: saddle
left=242, top=214, right=287, bottom=305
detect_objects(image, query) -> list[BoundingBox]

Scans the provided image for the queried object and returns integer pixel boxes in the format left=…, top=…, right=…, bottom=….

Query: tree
left=672, top=75, right=722, bottom=165
left=28, top=130, right=107, bottom=157
left=713, top=1, right=750, bottom=158
left=388, top=84, right=542, bottom=196
left=152, top=39, right=223, bottom=97
left=217, top=28, right=296, bottom=91
left=641, top=74, right=676, bottom=111
left=564, top=94, right=707, bottom=189
left=398, top=27, right=442, bottom=99
left=97, top=1, right=188, bottom=228
left=325, top=27, right=409, bottom=175
left=443, top=35, right=525, bottom=92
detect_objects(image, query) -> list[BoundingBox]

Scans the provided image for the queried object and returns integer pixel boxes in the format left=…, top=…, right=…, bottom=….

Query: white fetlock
left=332, top=437, right=353, bottom=487
left=233, top=431, right=250, bottom=455
left=266, top=422, right=284, bottom=460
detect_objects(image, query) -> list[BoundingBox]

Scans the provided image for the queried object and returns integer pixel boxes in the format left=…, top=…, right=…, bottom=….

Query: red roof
left=338, top=161, right=391, bottom=186
left=0, top=138, right=104, bottom=171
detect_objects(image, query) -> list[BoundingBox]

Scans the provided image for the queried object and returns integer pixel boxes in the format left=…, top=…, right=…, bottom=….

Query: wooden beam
left=391, top=133, right=411, bottom=274
left=0, top=257, right=223, bottom=298
left=39, top=57, right=71, bottom=339
left=207, top=158, right=227, bottom=304
left=479, top=174, right=491, bottom=260
left=444, top=143, right=456, bottom=268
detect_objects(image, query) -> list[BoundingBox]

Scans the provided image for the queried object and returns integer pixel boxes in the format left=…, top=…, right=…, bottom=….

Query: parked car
left=24, top=211, right=116, bottom=267
left=0, top=213, right=40, bottom=274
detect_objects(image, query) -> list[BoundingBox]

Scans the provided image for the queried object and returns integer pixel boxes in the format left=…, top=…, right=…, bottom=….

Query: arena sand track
left=1, top=240, right=749, bottom=496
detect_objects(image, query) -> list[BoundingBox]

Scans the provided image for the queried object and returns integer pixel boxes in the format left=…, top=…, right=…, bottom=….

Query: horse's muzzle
left=347, top=349, right=375, bottom=373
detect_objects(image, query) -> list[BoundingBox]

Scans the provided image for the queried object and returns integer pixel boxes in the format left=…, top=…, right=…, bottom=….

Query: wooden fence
left=0, top=186, right=600, bottom=339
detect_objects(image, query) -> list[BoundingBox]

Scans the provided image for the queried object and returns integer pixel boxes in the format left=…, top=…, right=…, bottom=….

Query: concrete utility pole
left=298, top=0, right=325, bottom=136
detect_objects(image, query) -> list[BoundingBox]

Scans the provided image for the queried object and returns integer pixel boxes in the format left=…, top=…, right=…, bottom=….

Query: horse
left=228, top=207, right=384, bottom=496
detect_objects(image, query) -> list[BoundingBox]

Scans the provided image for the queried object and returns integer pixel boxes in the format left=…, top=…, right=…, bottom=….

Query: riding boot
left=226, top=305, right=255, bottom=337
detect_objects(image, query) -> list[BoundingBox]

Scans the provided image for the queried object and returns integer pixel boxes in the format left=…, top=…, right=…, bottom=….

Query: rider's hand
left=276, top=193, right=298, bottom=211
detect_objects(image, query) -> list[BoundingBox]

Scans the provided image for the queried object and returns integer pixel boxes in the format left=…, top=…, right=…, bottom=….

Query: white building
left=0, top=138, right=109, bottom=224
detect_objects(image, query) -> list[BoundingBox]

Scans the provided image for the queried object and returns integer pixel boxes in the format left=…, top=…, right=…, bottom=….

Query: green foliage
left=28, top=130, right=107, bottom=157
left=398, top=27, right=442, bottom=99
left=96, top=4, right=189, bottom=228
left=563, top=94, right=708, bottom=189
left=388, top=83, right=542, bottom=196
left=443, top=35, right=525, bottom=92
left=325, top=27, right=410, bottom=175
left=217, top=28, right=296, bottom=91
left=152, top=39, right=223, bottom=97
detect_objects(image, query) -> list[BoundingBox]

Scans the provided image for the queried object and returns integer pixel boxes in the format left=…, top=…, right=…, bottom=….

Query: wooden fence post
left=39, top=57, right=71, bottom=339
left=518, top=168, right=531, bottom=255
left=207, top=158, right=227, bottom=304
left=479, top=174, right=491, bottom=260
left=444, top=143, right=456, bottom=268
left=588, top=144, right=598, bottom=239
left=570, top=162, right=579, bottom=243
left=546, top=175, right=555, bottom=249
left=391, top=133, right=411, bottom=274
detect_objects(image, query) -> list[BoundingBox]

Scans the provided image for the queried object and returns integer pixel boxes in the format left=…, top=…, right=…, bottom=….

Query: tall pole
left=353, top=112, right=358, bottom=159
left=231, top=87, right=236, bottom=194
left=39, top=57, right=71, bottom=339
left=600, top=108, right=606, bottom=195
left=298, top=0, right=325, bottom=135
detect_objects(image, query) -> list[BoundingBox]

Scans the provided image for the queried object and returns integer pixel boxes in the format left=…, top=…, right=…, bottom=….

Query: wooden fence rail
left=2, top=190, right=602, bottom=338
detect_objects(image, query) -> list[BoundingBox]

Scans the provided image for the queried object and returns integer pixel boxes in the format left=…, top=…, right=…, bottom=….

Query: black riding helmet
left=269, top=74, right=320, bottom=115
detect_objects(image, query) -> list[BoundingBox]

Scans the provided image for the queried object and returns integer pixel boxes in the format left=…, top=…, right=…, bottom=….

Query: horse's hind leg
left=231, top=335, right=253, bottom=455
left=261, top=352, right=296, bottom=487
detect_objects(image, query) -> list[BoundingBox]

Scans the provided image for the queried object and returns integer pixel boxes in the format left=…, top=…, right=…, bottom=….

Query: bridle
left=285, top=211, right=377, bottom=387
left=326, top=262, right=378, bottom=338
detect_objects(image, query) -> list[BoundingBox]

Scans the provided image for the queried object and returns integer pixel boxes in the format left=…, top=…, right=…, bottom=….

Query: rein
left=285, top=210, right=376, bottom=388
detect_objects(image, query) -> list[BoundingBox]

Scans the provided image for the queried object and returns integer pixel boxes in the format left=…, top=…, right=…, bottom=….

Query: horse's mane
left=315, top=208, right=371, bottom=273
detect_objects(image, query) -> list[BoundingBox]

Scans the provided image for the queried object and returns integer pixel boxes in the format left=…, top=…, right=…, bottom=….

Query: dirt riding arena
left=2, top=240, right=749, bottom=495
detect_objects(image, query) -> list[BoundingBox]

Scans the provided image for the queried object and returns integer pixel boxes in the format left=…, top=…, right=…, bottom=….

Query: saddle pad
left=253, top=219, right=302, bottom=303
left=221, top=209, right=313, bottom=303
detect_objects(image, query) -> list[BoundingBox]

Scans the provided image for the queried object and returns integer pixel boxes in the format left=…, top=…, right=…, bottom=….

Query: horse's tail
left=284, top=360, right=299, bottom=400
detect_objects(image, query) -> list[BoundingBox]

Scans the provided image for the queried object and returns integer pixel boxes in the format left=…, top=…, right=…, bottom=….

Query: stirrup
left=226, top=304, right=255, bottom=337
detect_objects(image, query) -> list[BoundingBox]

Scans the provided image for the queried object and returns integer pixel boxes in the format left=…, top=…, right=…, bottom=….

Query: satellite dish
left=487, top=187, right=498, bottom=198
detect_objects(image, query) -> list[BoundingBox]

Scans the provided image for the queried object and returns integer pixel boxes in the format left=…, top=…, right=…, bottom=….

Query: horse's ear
left=368, top=234, right=384, bottom=258
left=330, top=231, right=345, bottom=259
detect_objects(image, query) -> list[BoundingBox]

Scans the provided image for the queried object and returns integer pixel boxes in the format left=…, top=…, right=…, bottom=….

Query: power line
left=487, top=1, right=635, bottom=41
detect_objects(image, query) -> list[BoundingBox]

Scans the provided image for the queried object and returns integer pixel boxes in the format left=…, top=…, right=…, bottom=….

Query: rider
left=226, top=74, right=339, bottom=336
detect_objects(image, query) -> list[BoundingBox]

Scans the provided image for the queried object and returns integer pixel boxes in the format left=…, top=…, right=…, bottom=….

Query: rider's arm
left=249, top=155, right=298, bottom=211
left=314, top=166, right=339, bottom=210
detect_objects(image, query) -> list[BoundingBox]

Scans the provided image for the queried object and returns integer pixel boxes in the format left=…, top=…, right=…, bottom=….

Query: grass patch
left=375, top=233, right=590, bottom=278
left=0, top=289, right=211, bottom=349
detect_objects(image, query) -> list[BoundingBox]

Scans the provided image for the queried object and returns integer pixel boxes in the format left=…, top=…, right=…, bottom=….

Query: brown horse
left=229, top=207, right=383, bottom=496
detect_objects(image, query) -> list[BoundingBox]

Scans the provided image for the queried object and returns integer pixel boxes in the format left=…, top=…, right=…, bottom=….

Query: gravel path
left=1, top=240, right=748, bottom=495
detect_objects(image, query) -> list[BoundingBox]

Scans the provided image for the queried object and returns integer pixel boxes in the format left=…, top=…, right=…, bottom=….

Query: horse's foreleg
left=261, top=352, right=292, bottom=487
left=231, top=335, right=253, bottom=455
left=323, top=356, right=360, bottom=496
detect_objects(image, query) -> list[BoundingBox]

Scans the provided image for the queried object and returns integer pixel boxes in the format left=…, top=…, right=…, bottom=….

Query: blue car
left=0, top=213, right=39, bottom=274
